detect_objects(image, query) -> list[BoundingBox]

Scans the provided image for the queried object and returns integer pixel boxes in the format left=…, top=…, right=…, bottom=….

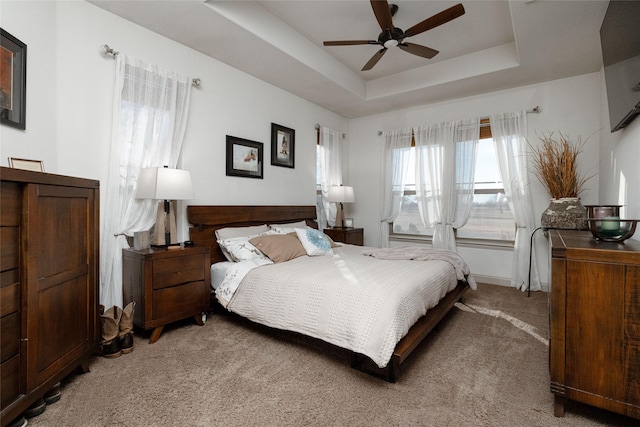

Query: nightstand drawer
left=152, top=281, right=206, bottom=319
left=152, top=254, right=205, bottom=289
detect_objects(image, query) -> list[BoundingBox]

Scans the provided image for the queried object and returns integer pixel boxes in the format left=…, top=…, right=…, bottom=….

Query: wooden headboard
left=187, top=205, right=318, bottom=263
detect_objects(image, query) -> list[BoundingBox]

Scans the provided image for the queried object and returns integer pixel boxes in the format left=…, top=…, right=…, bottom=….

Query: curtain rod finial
left=103, top=44, right=119, bottom=57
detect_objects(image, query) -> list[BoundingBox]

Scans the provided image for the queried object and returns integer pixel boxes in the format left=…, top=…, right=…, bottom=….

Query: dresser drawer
left=152, top=280, right=207, bottom=319
left=626, top=266, right=640, bottom=341
left=0, top=312, right=20, bottom=364
left=0, top=227, right=19, bottom=272
left=0, top=182, right=21, bottom=226
left=0, top=270, right=20, bottom=317
left=1, top=355, right=20, bottom=409
left=152, top=253, right=205, bottom=289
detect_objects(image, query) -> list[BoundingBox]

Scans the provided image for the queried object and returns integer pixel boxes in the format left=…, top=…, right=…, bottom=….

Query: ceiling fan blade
left=403, top=3, right=465, bottom=38
left=399, top=42, right=439, bottom=59
left=362, top=48, right=387, bottom=71
left=370, top=0, right=394, bottom=31
left=323, top=40, right=378, bottom=46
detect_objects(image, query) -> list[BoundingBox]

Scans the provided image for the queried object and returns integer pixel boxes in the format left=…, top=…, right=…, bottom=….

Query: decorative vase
left=541, top=197, right=588, bottom=230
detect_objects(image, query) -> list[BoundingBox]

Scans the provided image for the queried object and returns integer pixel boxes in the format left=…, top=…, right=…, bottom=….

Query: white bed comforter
left=220, top=245, right=462, bottom=368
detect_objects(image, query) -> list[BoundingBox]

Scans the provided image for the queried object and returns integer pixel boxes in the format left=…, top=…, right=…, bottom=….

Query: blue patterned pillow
left=295, top=228, right=334, bottom=256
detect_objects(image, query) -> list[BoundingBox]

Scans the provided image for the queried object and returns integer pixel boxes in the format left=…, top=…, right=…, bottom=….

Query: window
left=392, top=124, right=515, bottom=243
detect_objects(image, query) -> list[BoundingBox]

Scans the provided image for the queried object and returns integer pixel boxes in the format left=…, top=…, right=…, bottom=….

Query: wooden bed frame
left=187, top=205, right=469, bottom=382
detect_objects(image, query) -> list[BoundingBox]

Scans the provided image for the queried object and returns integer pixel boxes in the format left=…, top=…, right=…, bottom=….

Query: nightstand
left=323, top=227, right=364, bottom=246
left=122, top=246, right=211, bottom=343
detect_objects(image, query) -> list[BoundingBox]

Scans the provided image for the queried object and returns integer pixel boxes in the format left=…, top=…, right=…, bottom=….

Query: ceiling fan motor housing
left=378, top=27, right=404, bottom=46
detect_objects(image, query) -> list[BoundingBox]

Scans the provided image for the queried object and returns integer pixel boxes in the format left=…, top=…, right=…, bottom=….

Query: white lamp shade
left=136, top=167, right=194, bottom=200
left=326, top=186, right=355, bottom=203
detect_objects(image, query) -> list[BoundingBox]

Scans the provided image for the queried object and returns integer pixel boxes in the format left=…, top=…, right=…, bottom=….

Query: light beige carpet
left=26, top=283, right=637, bottom=426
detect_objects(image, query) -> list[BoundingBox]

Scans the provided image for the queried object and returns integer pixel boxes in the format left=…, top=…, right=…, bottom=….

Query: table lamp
left=136, top=166, right=194, bottom=247
left=327, top=185, right=355, bottom=228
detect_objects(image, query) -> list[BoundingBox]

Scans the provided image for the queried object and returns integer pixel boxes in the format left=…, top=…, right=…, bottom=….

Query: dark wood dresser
left=549, top=229, right=640, bottom=420
left=1, top=167, right=100, bottom=426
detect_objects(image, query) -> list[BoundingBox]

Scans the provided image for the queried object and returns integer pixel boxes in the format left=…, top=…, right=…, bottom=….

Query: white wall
left=598, top=69, right=640, bottom=235
left=0, top=1, right=59, bottom=169
left=347, top=73, right=604, bottom=288
left=1, top=1, right=348, bottom=241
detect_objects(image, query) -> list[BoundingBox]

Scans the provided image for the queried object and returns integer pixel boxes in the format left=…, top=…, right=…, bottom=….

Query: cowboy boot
left=119, top=302, right=136, bottom=354
left=99, top=305, right=122, bottom=358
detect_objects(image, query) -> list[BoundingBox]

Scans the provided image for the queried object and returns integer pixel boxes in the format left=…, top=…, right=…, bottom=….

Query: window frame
left=389, top=118, right=516, bottom=247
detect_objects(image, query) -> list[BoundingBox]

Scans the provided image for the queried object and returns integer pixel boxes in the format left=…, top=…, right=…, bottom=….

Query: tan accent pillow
left=249, top=233, right=307, bottom=263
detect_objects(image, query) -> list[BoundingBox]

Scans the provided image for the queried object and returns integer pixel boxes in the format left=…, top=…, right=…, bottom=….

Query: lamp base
left=335, top=202, right=345, bottom=228
left=151, top=201, right=178, bottom=246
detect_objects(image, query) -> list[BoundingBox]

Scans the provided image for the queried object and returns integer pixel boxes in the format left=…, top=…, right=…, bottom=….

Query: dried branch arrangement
left=530, top=132, right=591, bottom=199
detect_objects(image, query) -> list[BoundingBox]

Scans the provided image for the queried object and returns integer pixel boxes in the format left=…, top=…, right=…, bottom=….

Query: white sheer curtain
left=378, top=128, right=413, bottom=247
left=100, top=54, right=193, bottom=309
left=490, top=111, right=540, bottom=291
left=317, top=126, right=343, bottom=228
left=414, top=119, right=479, bottom=251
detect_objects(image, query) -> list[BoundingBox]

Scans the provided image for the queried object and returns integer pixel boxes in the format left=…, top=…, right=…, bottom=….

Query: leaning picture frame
left=226, top=135, right=264, bottom=179
left=270, top=123, right=295, bottom=168
left=8, top=157, right=44, bottom=172
left=1, top=29, right=27, bottom=130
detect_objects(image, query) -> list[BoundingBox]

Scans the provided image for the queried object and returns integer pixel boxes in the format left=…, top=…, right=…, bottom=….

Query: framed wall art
left=1, top=29, right=27, bottom=130
left=271, top=123, right=295, bottom=168
left=8, top=157, right=44, bottom=172
left=226, top=135, right=263, bottom=179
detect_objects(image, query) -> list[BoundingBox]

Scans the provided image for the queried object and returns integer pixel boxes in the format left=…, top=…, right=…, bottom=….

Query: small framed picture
left=1, top=29, right=27, bottom=130
left=271, top=123, right=295, bottom=168
left=226, top=135, right=263, bottom=179
left=344, top=218, right=354, bottom=228
left=8, top=157, right=44, bottom=172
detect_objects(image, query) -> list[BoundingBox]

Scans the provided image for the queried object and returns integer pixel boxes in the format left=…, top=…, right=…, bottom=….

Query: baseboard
left=473, top=274, right=550, bottom=292
left=473, top=275, right=511, bottom=287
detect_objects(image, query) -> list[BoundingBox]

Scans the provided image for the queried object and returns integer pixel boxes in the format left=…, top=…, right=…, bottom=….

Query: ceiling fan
left=323, top=1, right=465, bottom=71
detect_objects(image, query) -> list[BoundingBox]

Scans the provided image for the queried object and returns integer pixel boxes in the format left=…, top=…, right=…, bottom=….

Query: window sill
left=389, top=235, right=514, bottom=250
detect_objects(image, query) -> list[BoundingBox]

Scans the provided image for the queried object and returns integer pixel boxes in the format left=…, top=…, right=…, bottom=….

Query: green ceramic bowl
left=586, top=218, right=638, bottom=242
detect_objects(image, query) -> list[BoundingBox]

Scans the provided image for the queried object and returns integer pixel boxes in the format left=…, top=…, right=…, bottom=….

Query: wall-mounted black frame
left=1, top=28, right=27, bottom=130
left=226, top=135, right=264, bottom=179
left=270, top=123, right=295, bottom=168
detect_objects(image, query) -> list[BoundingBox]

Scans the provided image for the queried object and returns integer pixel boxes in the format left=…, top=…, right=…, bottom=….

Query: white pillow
left=218, top=231, right=277, bottom=262
left=269, top=220, right=309, bottom=234
left=215, top=224, right=269, bottom=240
left=215, top=225, right=269, bottom=261
left=295, top=228, right=334, bottom=256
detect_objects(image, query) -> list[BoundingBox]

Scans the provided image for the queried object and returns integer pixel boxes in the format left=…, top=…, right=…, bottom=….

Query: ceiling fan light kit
left=323, top=1, right=465, bottom=71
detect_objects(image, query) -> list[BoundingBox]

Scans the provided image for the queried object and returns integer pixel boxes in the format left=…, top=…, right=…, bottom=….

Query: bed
left=187, top=205, right=473, bottom=382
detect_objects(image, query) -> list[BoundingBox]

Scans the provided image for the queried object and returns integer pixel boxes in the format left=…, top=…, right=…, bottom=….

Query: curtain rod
left=315, top=123, right=346, bottom=138
left=103, top=44, right=201, bottom=87
left=376, top=106, right=542, bottom=136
